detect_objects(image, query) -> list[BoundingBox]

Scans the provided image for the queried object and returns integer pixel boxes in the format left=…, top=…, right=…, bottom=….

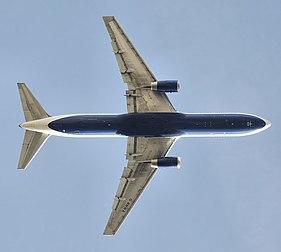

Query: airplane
left=17, top=16, right=271, bottom=235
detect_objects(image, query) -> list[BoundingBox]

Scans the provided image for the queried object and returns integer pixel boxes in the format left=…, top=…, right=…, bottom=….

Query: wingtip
left=102, top=15, right=114, bottom=19
left=103, top=233, right=114, bottom=236
left=103, top=227, right=115, bottom=236
left=17, top=165, right=27, bottom=170
left=102, top=16, right=115, bottom=23
left=18, top=160, right=29, bottom=170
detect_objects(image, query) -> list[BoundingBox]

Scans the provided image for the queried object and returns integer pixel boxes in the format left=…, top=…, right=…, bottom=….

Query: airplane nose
left=264, top=119, right=271, bottom=129
left=253, top=116, right=271, bottom=131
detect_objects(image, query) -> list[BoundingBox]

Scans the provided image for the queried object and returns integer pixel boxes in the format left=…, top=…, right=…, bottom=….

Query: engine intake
left=151, top=80, right=180, bottom=93
left=151, top=157, right=180, bottom=169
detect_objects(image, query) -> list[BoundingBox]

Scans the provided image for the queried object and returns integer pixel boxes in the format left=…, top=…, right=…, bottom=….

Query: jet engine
left=151, top=80, right=180, bottom=92
left=151, top=157, right=180, bottom=169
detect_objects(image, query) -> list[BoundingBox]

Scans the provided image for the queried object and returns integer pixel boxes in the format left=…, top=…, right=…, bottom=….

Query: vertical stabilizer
left=17, top=83, right=50, bottom=169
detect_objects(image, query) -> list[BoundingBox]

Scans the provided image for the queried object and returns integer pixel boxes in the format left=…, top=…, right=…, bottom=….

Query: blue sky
left=0, top=0, right=280, bottom=251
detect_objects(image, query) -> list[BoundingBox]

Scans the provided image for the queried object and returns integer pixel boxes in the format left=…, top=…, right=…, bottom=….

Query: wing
left=104, top=136, right=176, bottom=235
left=103, top=16, right=176, bottom=113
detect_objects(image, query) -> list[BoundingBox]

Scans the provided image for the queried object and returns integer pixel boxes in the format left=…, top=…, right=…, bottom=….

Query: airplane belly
left=46, top=113, right=269, bottom=138
left=48, top=115, right=120, bottom=137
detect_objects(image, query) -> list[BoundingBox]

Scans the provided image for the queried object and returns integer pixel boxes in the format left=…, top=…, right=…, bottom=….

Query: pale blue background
left=0, top=0, right=280, bottom=251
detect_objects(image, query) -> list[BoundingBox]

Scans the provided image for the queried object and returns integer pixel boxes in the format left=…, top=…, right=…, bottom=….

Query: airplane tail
left=17, top=83, right=50, bottom=169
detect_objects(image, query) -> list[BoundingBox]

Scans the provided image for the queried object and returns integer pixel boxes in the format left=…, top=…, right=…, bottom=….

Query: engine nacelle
left=151, top=157, right=180, bottom=169
left=151, top=80, right=180, bottom=93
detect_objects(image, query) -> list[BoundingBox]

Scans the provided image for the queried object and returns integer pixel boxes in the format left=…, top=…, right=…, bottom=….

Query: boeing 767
left=17, top=16, right=270, bottom=235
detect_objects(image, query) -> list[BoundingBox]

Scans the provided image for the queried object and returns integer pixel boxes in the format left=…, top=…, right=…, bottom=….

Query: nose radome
left=264, top=119, right=271, bottom=129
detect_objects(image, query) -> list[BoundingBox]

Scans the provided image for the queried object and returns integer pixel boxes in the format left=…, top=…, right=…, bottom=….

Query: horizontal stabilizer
left=17, top=83, right=49, bottom=121
left=18, top=130, right=49, bottom=169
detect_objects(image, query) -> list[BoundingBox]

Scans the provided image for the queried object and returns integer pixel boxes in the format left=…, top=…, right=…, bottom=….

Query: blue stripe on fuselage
left=48, top=113, right=266, bottom=137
